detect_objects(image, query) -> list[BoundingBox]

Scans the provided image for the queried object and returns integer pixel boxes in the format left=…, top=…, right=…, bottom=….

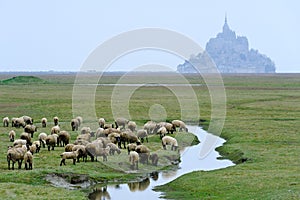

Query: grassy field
left=0, top=73, right=299, bottom=199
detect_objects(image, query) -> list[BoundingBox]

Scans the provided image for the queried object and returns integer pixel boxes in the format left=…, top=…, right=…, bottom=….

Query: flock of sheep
left=3, top=115, right=189, bottom=171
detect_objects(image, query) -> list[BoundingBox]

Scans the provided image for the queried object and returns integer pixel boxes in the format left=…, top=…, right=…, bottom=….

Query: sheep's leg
left=60, top=159, right=65, bottom=166
left=47, top=146, right=50, bottom=151
left=12, top=161, right=15, bottom=170
left=73, top=158, right=76, bottom=165
left=29, top=163, right=32, bottom=170
left=25, top=163, right=28, bottom=170
left=51, top=146, right=54, bottom=151
left=136, top=161, right=138, bottom=170
left=18, top=160, right=23, bottom=169
left=7, top=160, right=11, bottom=170
left=146, top=137, right=148, bottom=143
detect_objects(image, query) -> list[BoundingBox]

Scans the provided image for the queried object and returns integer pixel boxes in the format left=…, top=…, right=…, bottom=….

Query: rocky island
left=177, top=16, right=276, bottom=73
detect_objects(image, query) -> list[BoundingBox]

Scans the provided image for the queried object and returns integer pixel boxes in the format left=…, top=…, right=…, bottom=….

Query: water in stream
left=88, top=125, right=235, bottom=199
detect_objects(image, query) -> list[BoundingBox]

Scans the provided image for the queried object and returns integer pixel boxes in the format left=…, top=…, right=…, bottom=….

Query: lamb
left=127, top=143, right=137, bottom=155
left=53, top=116, right=59, bottom=126
left=38, top=132, right=47, bottom=148
left=106, top=142, right=121, bottom=155
left=32, top=141, right=41, bottom=153
left=24, top=124, right=37, bottom=138
left=51, top=125, right=60, bottom=135
left=3, top=117, right=9, bottom=127
left=156, top=126, right=167, bottom=139
left=72, top=145, right=87, bottom=162
left=60, top=149, right=81, bottom=166
left=64, top=144, right=75, bottom=152
left=137, top=129, right=148, bottom=143
left=98, top=118, right=105, bottom=128
left=135, top=144, right=150, bottom=164
left=22, top=115, right=33, bottom=125
left=9, top=130, right=16, bottom=142
left=143, top=121, right=157, bottom=134
left=86, top=143, right=110, bottom=162
left=20, top=132, right=32, bottom=146
left=129, top=151, right=139, bottom=170
left=71, top=118, right=79, bottom=131
left=24, top=151, right=33, bottom=170
left=7, top=144, right=27, bottom=170
left=45, top=134, right=58, bottom=151
left=13, top=139, right=27, bottom=147
left=58, top=130, right=70, bottom=147
left=149, top=153, right=159, bottom=166
left=171, top=119, right=188, bottom=132
left=114, top=117, right=129, bottom=130
left=162, top=136, right=178, bottom=151
left=41, top=117, right=47, bottom=127
left=127, top=121, right=137, bottom=132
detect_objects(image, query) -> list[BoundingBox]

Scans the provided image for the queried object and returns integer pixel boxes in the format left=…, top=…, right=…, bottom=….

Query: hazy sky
left=0, top=1, right=299, bottom=72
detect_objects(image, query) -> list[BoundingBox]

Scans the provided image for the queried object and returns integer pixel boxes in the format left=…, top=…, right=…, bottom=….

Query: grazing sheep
left=53, top=116, right=59, bottom=126
left=149, top=153, right=159, bottom=166
left=9, top=130, right=16, bottom=142
left=32, top=141, right=41, bottom=153
left=129, top=151, right=139, bottom=170
left=76, top=133, right=91, bottom=142
left=114, top=117, right=129, bottom=130
left=11, top=117, right=17, bottom=127
left=13, top=139, right=27, bottom=147
left=127, top=143, right=137, bottom=155
left=106, top=142, right=121, bottom=155
left=20, top=132, right=32, bottom=146
left=41, top=117, right=47, bottom=127
left=76, top=116, right=83, bottom=127
left=3, top=117, right=9, bottom=127
left=103, top=123, right=114, bottom=129
left=165, top=122, right=176, bottom=134
left=86, top=143, right=110, bottom=162
left=51, top=125, right=60, bottom=135
left=45, top=134, right=58, bottom=151
left=127, top=121, right=137, bottom=132
left=71, top=118, right=79, bottom=131
left=58, top=130, right=70, bottom=147
left=72, top=145, right=87, bottom=162
left=29, top=144, right=37, bottom=154
left=24, top=124, right=37, bottom=138
left=156, top=126, right=167, bottom=139
left=60, top=149, right=81, bottom=166
left=135, top=144, right=150, bottom=164
left=38, top=132, right=47, bottom=148
left=108, top=132, right=121, bottom=147
left=73, top=139, right=90, bottom=146
left=98, top=118, right=105, bottom=128
left=137, top=129, right=148, bottom=143
left=143, top=121, right=157, bottom=134
left=162, top=136, right=178, bottom=151
left=95, top=127, right=105, bottom=138
left=14, top=117, right=26, bottom=128
left=7, top=145, right=27, bottom=170
left=80, top=126, right=91, bottom=135
left=171, top=119, right=188, bottom=132
left=24, top=151, right=33, bottom=170
left=64, top=144, right=75, bottom=152
left=22, top=115, right=33, bottom=125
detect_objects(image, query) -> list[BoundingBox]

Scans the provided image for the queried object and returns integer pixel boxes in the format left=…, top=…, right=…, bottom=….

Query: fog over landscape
left=0, top=1, right=299, bottom=73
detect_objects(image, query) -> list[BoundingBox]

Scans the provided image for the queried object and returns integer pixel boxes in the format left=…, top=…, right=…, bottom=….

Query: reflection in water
left=88, top=185, right=111, bottom=200
left=88, top=126, right=235, bottom=199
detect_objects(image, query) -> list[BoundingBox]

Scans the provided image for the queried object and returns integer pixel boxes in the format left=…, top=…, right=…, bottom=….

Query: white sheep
left=76, top=116, right=83, bottom=127
left=3, top=117, right=9, bottom=127
left=32, top=141, right=41, bottom=153
left=143, top=121, right=157, bottom=134
left=127, top=143, right=137, bottom=155
left=80, top=126, right=91, bottom=135
left=13, top=139, right=27, bottom=147
left=114, top=117, right=129, bottom=130
left=24, top=124, right=37, bottom=138
left=162, top=136, right=178, bottom=151
left=51, top=125, right=60, bottom=135
left=14, top=117, right=25, bottom=128
left=106, top=142, right=121, bottom=155
left=58, top=130, right=70, bottom=147
left=172, top=119, right=188, bottom=132
left=71, top=118, right=79, bottom=131
left=20, top=132, right=32, bottom=146
left=98, top=118, right=105, bottom=128
left=24, top=151, right=33, bottom=170
left=41, top=117, right=47, bottom=127
left=72, top=145, right=87, bottom=162
left=129, top=151, right=139, bottom=170
left=95, top=127, right=105, bottom=138
left=156, top=126, right=167, bottom=139
left=38, top=132, right=47, bottom=148
left=127, top=121, right=137, bottom=132
left=60, top=149, right=81, bottom=166
left=22, top=115, right=33, bottom=125
left=9, top=130, right=16, bottom=142
left=137, top=129, right=148, bottom=143
left=45, top=134, right=58, bottom=151
left=7, top=144, right=27, bottom=170
left=86, top=143, right=110, bottom=162
left=53, top=116, right=59, bottom=126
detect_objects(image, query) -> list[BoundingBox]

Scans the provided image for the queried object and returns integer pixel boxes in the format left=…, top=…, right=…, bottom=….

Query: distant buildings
left=177, top=16, right=276, bottom=73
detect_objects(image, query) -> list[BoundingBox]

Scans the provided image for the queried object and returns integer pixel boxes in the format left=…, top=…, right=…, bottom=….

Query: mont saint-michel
left=177, top=17, right=276, bottom=73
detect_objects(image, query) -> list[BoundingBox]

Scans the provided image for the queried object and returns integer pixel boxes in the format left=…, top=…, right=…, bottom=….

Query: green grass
left=0, top=73, right=300, bottom=199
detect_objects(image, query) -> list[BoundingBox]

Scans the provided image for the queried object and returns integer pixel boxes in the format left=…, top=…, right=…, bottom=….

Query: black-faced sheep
left=24, top=151, right=33, bottom=170
left=20, top=132, right=32, bottom=146
left=71, top=118, right=79, bottom=131
left=76, top=133, right=91, bottom=142
left=103, top=123, right=114, bottom=129
left=24, top=124, right=37, bottom=138
left=7, top=145, right=27, bottom=170
left=149, top=153, right=159, bottom=166
left=11, top=117, right=17, bottom=127
left=58, top=130, right=70, bottom=147
left=162, top=136, right=178, bottom=151
left=45, top=134, right=58, bottom=151
left=76, top=116, right=83, bottom=127
left=126, top=132, right=141, bottom=145
left=127, top=143, right=137, bottom=155
left=32, top=141, right=41, bottom=153
left=13, top=139, right=27, bottom=147
left=95, top=127, right=105, bottom=138
left=41, top=117, right=47, bottom=127
left=86, top=143, right=110, bottom=162
left=127, top=121, right=137, bottom=132
left=156, top=126, right=167, bottom=139
left=73, top=139, right=90, bottom=146
left=114, top=117, right=129, bottom=130
left=53, top=116, right=59, bottom=126
left=107, top=132, right=121, bottom=147
left=129, top=151, right=139, bottom=170
left=98, top=118, right=105, bottom=128
left=171, top=119, right=188, bottom=132
left=14, top=117, right=26, bottom=128
left=137, top=129, right=148, bottom=143
left=143, top=121, right=157, bottom=134
left=106, top=142, right=121, bottom=155
left=51, top=125, right=60, bottom=135
left=80, top=126, right=91, bottom=135
left=22, top=115, right=33, bottom=125
left=135, top=144, right=150, bottom=164
left=3, top=117, right=9, bottom=127
left=9, top=130, right=16, bottom=142
left=60, top=149, right=81, bottom=166
left=64, top=144, right=75, bottom=152
left=72, top=145, right=87, bottom=162
left=38, top=132, right=47, bottom=148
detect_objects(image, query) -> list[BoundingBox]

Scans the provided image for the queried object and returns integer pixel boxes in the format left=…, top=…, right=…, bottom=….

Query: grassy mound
left=0, top=76, right=46, bottom=84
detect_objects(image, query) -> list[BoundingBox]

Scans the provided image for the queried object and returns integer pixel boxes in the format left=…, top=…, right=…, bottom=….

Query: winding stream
left=88, top=125, right=235, bottom=199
